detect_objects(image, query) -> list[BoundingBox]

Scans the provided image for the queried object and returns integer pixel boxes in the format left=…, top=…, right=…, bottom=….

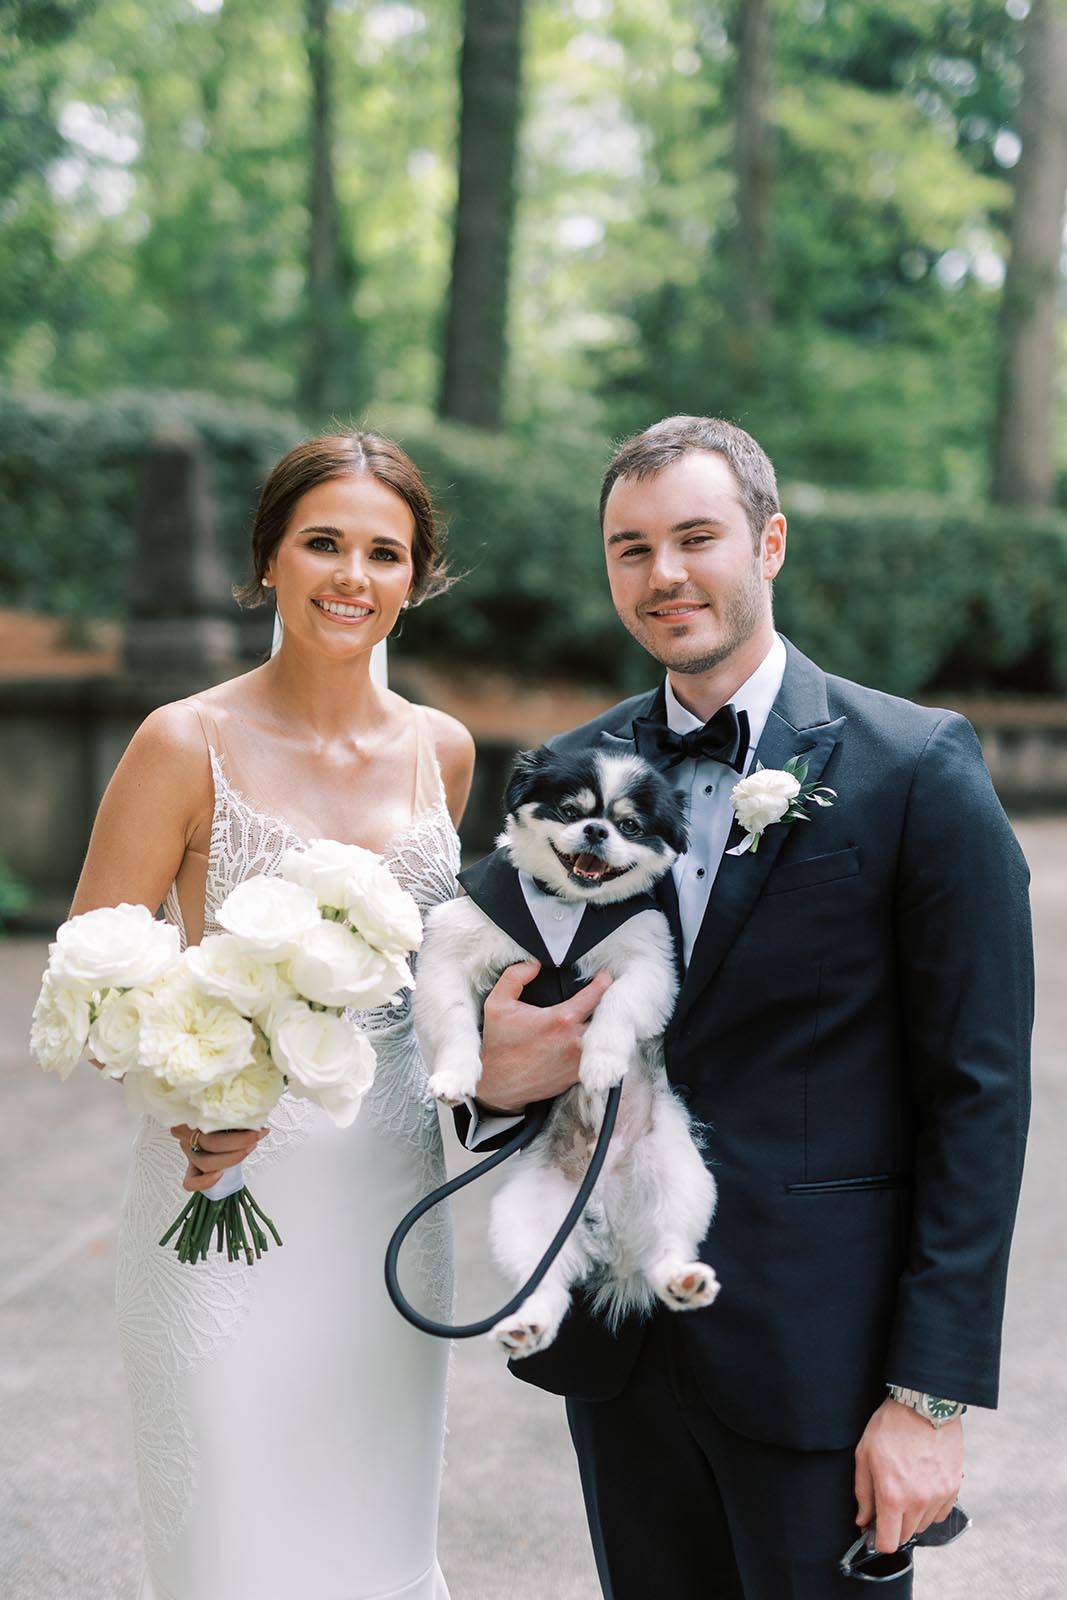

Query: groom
left=457, top=415, right=1033, bottom=1597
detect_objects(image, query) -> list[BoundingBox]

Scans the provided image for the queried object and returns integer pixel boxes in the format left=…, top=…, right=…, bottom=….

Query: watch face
left=925, top=1396, right=960, bottom=1421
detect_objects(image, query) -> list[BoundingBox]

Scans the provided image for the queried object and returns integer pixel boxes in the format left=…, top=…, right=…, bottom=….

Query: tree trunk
left=991, top=0, right=1067, bottom=508
left=438, top=0, right=524, bottom=430
left=733, top=0, right=776, bottom=336
left=301, top=0, right=360, bottom=415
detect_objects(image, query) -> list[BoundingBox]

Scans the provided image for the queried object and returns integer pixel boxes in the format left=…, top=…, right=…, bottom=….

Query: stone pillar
left=121, top=428, right=242, bottom=679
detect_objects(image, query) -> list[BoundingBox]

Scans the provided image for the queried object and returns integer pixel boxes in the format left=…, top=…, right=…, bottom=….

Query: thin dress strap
left=412, top=704, right=447, bottom=817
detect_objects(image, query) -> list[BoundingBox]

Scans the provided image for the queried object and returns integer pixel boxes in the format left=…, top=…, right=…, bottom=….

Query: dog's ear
left=664, top=790, right=690, bottom=857
left=504, top=746, right=555, bottom=813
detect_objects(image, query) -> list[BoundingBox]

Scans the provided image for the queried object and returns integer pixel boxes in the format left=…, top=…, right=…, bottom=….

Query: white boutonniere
left=726, top=755, right=837, bottom=856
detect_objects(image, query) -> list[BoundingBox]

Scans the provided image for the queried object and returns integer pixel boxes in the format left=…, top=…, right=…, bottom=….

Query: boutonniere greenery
left=726, top=755, right=837, bottom=856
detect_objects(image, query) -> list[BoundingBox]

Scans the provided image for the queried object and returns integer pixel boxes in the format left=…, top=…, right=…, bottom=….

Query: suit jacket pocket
left=763, top=845, right=860, bottom=897
left=785, top=1172, right=908, bottom=1195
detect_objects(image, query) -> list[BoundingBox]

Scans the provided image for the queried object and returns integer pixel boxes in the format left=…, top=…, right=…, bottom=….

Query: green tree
left=438, top=0, right=525, bottom=429
left=992, top=0, right=1067, bottom=508
left=301, top=0, right=365, bottom=414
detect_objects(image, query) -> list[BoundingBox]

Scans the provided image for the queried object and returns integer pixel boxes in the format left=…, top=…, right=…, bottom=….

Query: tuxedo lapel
left=598, top=685, right=665, bottom=756
left=672, top=642, right=846, bottom=1032
left=562, top=890, right=659, bottom=967
left=456, top=849, right=554, bottom=969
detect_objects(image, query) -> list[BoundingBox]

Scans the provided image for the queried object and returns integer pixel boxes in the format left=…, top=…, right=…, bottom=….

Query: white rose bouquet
left=30, top=839, right=423, bottom=1267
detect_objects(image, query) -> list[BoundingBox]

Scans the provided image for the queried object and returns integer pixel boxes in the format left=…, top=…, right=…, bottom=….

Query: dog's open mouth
left=552, top=845, right=627, bottom=885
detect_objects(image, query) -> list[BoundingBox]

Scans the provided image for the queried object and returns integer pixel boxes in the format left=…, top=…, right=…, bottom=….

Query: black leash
left=384, top=1082, right=622, bottom=1338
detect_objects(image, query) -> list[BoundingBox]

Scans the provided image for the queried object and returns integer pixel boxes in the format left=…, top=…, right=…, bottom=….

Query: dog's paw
left=578, top=1050, right=627, bottom=1095
left=489, top=1314, right=556, bottom=1359
left=426, top=1064, right=480, bottom=1106
left=657, top=1262, right=721, bottom=1311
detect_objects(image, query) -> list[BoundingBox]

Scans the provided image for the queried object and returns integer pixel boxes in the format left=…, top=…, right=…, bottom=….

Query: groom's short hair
left=599, top=416, right=780, bottom=546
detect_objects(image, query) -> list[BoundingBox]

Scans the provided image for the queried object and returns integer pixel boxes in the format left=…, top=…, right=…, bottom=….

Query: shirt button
left=696, top=867, right=706, bottom=879
left=554, top=908, right=565, bottom=921
left=704, top=785, right=713, bottom=796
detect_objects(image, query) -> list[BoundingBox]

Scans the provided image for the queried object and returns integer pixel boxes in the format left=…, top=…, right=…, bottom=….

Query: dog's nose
left=582, top=823, right=608, bottom=844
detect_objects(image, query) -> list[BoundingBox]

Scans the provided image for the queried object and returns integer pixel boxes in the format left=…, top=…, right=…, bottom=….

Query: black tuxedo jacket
left=458, top=638, right=1033, bottom=1452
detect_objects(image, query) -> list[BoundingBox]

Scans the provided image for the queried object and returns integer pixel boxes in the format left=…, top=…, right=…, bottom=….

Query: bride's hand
left=169, top=1124, right=270, bottom=1192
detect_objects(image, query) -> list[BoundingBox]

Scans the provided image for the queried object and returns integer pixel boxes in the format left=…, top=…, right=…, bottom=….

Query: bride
left=68, top=430, right=474, bottom=1600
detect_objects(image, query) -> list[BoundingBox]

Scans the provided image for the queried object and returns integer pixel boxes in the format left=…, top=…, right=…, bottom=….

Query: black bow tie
left=631, top=703, right=750, bottom=774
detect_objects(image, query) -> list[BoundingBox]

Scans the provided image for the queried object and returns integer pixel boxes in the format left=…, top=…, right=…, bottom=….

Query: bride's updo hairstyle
left=234, top=429, right=452, bottom=608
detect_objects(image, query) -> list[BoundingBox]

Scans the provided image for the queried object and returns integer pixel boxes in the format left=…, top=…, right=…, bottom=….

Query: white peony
left=731, top=768, right=802, bottom=836
left=137, top=969, right=256, bottom=1089
left=284, top=919, right=413, bottom=1010
left=51, top=903, right=180, bottom=991
left=123, top=1069, right=200, bottom=1130
left=269, top=1000, right=377, bottom=1128
left=30, top=972, right=91, bottom=1079
left=184, top=935, right=286, bottom=1019
left=342, top=861, right=422, bottom=956
left=189, top=1052, right=286, bottom=1134
left=215, top=876, right=322, bottom=958
left=87, top=985, right=153, bottom=1079
left=280, top=838, right=381, bottom=912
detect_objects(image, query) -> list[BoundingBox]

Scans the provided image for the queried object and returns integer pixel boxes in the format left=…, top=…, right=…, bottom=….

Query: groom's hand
left=476, top=961, right=613, bottom=1113
left=854, top=1397, right=963, bottom=1555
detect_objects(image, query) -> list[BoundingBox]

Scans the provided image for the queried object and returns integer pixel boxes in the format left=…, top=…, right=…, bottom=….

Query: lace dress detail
left=117, top=718, right=460, bottom=1597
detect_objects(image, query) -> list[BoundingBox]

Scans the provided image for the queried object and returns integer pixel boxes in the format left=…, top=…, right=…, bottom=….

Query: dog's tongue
left=574, top=852, right=607, bottom=881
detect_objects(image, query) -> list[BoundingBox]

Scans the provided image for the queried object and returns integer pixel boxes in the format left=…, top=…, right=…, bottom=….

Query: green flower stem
left=159, top=1195, right=197, bottom=1249
left=243, top=1190, right=283, bottom=1248
left=159, top=1183, right=283, bottom=1264
left=238, top=1191, right=267, bottom=1254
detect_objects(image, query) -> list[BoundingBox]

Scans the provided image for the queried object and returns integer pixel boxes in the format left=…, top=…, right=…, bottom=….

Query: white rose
left=343, top=861, right=423, bottom=956
left=215, top=876, right=322, bottom=958
left=189, top=1054, right=286, bottom=1134
left=51, top=903, right=180, bottom=990
left=280, top=838, right=381, bottom=913
left=184, top=935, right=285, bottom=1019
left=731, top=768, right=802, bottom=835
left=123, top=1069, right=200, bottom=1130
left=87, top=985, right=152, bottom=1079
left=137, top=969, right=256, bottom=1089
left=30, top=972, right=91, bottom=1079
left=285, top=919, right=413, bottom=1010
left=269, top=1000, right=376, bottom=1128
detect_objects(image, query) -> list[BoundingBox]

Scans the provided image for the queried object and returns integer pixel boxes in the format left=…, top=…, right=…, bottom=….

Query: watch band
left=887, top=1384, right=966, bottom=1427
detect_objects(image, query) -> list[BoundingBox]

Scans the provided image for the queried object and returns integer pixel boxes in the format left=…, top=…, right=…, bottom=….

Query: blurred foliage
left=3, top=0, right=1063, bottom=500
left=0, top=850, right=31, bottom=933
left=3, top=385, right=1067, bottom=699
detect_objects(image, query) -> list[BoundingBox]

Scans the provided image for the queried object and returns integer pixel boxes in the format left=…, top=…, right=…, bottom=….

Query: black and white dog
left=414, top=745, right=720, bottom=1358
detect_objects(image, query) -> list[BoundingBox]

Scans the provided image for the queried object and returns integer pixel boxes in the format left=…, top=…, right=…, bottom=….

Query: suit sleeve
left=886, top=712, right=1033, bottom=1408
left=451, top=1098, right=527, bottom=1151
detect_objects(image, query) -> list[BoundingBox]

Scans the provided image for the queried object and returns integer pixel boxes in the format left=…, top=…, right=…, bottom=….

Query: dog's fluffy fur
left=414, top=746, right=719, bottom=1360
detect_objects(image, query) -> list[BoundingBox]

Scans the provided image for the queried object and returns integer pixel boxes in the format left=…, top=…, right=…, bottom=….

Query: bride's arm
left=68, top=703, right=261, bottom=1188
left=68, top=702, right=211, bottom=919
left=424, top=707, right=475, bottom=827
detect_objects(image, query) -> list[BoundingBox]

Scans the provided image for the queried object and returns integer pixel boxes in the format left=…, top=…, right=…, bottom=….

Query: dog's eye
left=558, top=802, right=582, bottom=820
left=615, top=817, right=642, bottom=837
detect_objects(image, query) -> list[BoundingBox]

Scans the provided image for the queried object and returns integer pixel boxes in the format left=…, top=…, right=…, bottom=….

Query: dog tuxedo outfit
left=456, top=846, right=665, bottom=1009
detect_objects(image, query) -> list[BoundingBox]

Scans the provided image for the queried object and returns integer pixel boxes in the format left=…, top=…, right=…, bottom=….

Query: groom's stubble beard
left=617, top=549, right=769, bottom=677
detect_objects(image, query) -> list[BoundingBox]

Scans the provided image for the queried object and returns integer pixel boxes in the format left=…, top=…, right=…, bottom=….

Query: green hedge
left=2, top=385, right=1066, bottom=698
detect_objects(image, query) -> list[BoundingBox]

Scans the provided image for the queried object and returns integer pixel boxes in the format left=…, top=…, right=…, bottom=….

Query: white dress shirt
left=666, top=632, right=787, bottom=966
left=462, top=633, right=788, bottom=1148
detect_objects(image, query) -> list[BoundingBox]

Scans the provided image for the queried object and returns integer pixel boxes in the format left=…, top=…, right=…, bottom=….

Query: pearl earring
left=401, top=600, right=411, bottom=610
left=261, top=578, right=273, bottom=589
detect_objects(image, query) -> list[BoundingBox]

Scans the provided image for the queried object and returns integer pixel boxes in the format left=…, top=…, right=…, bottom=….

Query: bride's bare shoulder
left=420, top=704, right=476, bottom=821
left=118, top=698, right=216, bottom=812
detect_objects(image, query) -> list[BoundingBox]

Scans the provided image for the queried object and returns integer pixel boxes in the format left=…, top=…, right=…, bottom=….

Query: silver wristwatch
left=887, top=1384, right=965, bottom=1427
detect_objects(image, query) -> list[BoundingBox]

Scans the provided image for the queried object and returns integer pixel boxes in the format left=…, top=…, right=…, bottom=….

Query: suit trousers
left=565, top=1312, right=912, bottom=1600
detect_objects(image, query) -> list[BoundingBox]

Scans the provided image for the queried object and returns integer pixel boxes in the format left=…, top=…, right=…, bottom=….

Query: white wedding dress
left=115, top=702, right=457, bottom=1600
